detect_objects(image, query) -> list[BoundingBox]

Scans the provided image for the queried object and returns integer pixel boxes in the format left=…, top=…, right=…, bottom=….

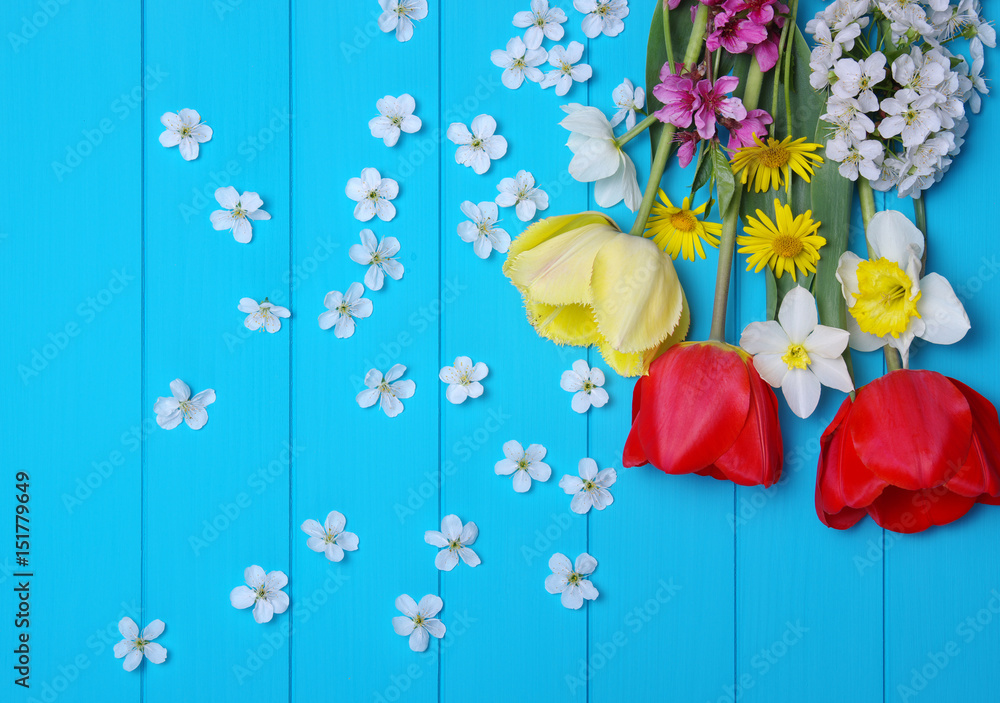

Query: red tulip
left=623, top=341, right=783, bottom=487
left=816, top=369, right=1000, bottom=533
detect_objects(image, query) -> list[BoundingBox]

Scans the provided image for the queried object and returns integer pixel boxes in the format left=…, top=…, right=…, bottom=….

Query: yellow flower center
left=568, top=573, right=581, bottom=585
left=757, top=144, right=791, bottom=169
left=669, top=209, right=698, bottom=232
left=413, top=614, right=424, bottom=626
left=771, top=234, right=804, bottom=258
left=781, top=344, right=811, bottom=370
left=849, top=258, right=922, bottom=338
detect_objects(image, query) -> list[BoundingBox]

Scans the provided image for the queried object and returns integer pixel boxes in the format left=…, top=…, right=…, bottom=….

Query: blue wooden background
left=3, top=1, right=999, bottom=702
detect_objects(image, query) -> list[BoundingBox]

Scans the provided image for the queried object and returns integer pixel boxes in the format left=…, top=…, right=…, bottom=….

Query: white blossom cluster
left=806, top=0, right=994, bottom=197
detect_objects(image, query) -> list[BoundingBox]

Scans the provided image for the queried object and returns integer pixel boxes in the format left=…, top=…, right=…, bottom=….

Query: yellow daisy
left=730, top=134, right=824, bottom=193
left=737, top=199, right=826, bottom=281
left=644, top=190, right=722, bottom=261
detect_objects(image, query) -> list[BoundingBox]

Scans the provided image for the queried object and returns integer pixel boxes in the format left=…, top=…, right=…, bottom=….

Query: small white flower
left=560, top=360, right=608, bottom=413
left=513, top=0, right=568, bottom=49
left=425, top=514, right=481, bottom=571
left=559, top=458, right=616, bottom=514
left=158, top=109, right=212, bottom=161
left=541, top=41, right=592, bottom=96
left=878, top=89, right=942, bottom=147
left=238, top=298, right=291, bottom=333
left=447, top=115, right=508, bottom=175
left=495, top=170, right=549, bottom=221
left=349, top=229, right=404, bottom=291
left=356, top=364, right=416, bottom=418
left=210, top=187, right=271, bottom=244
left=825, top=137, right=884, bottom=181
left=458, top=200, right=510, bottom=259
left=369, top=93, right=422, bottom=146
left=113, top=618, right=167, bottom=672
left=574, top=0, right=629, bottom=38
left=832, top=53, right=887, bottom=112
left=740, top=287, right=854, bottom=419
left=301, top=511, right=359, bottom=562
left=491, top=36, right=548, bottom=89
left=230, top=566, right=289, bottom=624
left=393, top=594, right=445, bottom=652
left=495, top=440, right=551, bottom=492
left=560, top=103, right=641, bottom=210
left=545, top=552, right=598, bottom=610
left=318, top=282, right=373, bottom=339
left=439, top=356, right=488, bottom=404
left=610, top=78, right=644, bottom=129
left=346, top=167, right=399, bottom=222
left=378, top=0, right=428, bottom=42
left=154, top=379, right=216, bottom=430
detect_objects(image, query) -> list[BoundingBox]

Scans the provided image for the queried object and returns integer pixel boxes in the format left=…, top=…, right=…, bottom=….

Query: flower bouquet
left=503, top=0, right=1000, bottom=533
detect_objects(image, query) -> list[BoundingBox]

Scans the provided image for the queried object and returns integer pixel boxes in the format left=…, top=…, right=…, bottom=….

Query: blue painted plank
left=585, top=3, right=736, bottom=700
left=291, top=2, right=441, bottom=702
left=884, top=104, right=1000, bottom=702
left=0, top=2, right=142, bottom=701
left=142, top=1, right=290, bottom=701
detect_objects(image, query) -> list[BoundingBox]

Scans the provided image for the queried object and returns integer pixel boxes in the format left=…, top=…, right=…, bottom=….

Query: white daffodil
left=837, top=210, right=970, bottom=367
left=740, top=287, right=854, bottom=419
left=369, top=93, right=422, bottom=147
left=230, top=566, right=289, bottom=624
left=318, top=283, right=373, bottom=338
left=495, top=440, right=551, bottom=492
left=210, top=187, right=271, bottom=244
left=238, top=298, right=291, bottom=333
left=559, top=458, right=616, bottom=514
left=349, top=229, right=403, bottom=291
left=378, top=0, right=427, bottom=42
left=301, top=511, right=359, bottom=563
left=447, top=115, right=508, bottom=175
left=458, top=200, right=510, bottom=259
left=392, top=594, right=446, bottom=652
left=495, top=170, right=549, bottom=222
left=513, top=0, right=567, bottom=49
left=610, top=78, right=644, bottom=129
left=154, top=379, right=216, bottom=430
left=560, top=360, right=608, bottom=413
left=574, top=0, right=629, bottom=38
left=346, top=168, right=399, bottom=222
left=158, top=109, right=212, bottom=161
left=356, top=364, right=416, bottom=418
left=541, top=41, right=592, bottom=96
left=424, top=514, right=481, bottom=571
left=491, top=36, right=548, bottom=89
left=545, top=552, right=598, bottom=610
left=559, top=104, right=641, bottom=210
left=439, top=356, right=488, bottom=404
left=113, top=618, right=167, bottom=672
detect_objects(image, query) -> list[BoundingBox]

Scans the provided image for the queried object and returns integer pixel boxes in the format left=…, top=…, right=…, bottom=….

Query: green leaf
left=690, top=141, right=714, bottom=196
left=765, top=268, right=777, bottom=321
left=712, top=144, right=736, bottom=221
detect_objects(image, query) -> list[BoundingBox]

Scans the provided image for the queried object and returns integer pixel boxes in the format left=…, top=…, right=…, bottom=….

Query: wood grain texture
left=3, top=1, right=999, bottom=702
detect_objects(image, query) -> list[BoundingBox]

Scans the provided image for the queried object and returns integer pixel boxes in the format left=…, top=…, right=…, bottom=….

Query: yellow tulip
left=504, top=212, right=689, bottom=377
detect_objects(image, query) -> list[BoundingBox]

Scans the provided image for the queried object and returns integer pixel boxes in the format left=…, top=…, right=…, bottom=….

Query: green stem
left=913, top=194, right=927, bottom=272
left=616, top=113, right=658, bottom=148
left=709, top=57, right=765, bottom=343
left=663, top=1, right=675, bottom=74
left=858, top=177, right=904, bottom=372
left=627, top=4, right=710, bottom=238
left=782, top=0, right=799, bottom=138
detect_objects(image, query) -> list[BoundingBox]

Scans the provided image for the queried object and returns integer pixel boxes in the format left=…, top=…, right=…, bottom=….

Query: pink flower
left=653, top=72, right=699, bottom=129
left=667, top=0, right=723, bottom=9
left=724, top=0, right=786, bottom=25
left=724, top=108, right=772, bottom=150
left=706, top=11, right=768, bottom=54
left=693, top=76, right=747, bottom=140
left=752, top=18, right=784, bottom=72
left=675, top=131, right=701, bottom=168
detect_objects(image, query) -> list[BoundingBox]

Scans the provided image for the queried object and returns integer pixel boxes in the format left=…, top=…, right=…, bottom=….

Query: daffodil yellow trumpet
left=503, top=212, right=689, bottom=377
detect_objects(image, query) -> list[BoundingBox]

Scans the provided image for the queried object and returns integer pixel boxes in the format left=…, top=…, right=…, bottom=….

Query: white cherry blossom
left=495, top=441, right=551, bottom=492
left=210, top=187, right=270, bottom=244
left=318, top=282, right=373, bottom=339
left=560, top=360, right=608, bottom=413
left=154, top=379, right=216, bottom=430
left=378, top=0, right=427, bottom=42
left=559, top=458, right=616, bottom=514
left=349, top=229, right=403, bottom=291
left=513, top=0, right=567, bottom=49
left=447, top=115, right=508, bottom=175
left=574, top=0, right=629, bottom=38
left=610, top=78, right=644, bottom=129
left=369, top=94, right=422, bottom=146
left=392, top=594, right=445, bottom=652
left=356, top=364, right=416, bottom=418
left=346, top=168, right=399, bottom=222
left=159, top=109, right=212, bottom=161
left=301, top=511, right=359, bottom=562
left=491, top=36, right=548, bottom=89
left=457, top=200, right=510, bottom=259
left=545, top=552, right=598, bottom=609
left=230, top=566, right=289, bottom=624
left=541, top=41, right=592, bottom=96
left=439, top=356, right=488, bottom=404
left=495, top=170, right=549, bottom=221
left=114, top=618, right=167, bottom=672
left=238, top=298, right=290, bottom=333
left=424, top=514, right=481, bottom=571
